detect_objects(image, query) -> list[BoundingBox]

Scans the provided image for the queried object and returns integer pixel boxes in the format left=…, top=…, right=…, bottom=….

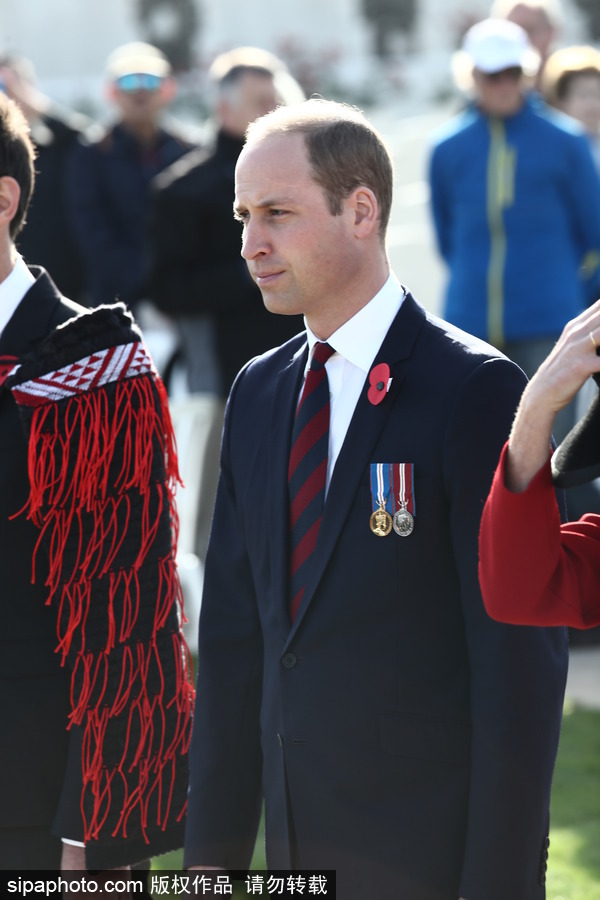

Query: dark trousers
left=0, top=827, right=62, bottom=869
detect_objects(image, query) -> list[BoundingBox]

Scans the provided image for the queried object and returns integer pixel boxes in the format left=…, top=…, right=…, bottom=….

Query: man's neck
left=478, top=96, right=526, bottom=119
left=0, top=243, right=16, bottom=285
left=307, top=260, right=390, bottom=341
left=120, top=119, right=160, bottom=146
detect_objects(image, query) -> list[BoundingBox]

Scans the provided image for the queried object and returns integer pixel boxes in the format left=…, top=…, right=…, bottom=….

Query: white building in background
left=201, top=0, right=373, bottom=88
left=0, top=0, right=591, bottom=116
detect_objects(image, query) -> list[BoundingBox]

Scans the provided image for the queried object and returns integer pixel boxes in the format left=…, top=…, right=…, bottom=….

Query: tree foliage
left=362, top=0, right=418, bottom=57
left=136, top=0, right=199, bottom=70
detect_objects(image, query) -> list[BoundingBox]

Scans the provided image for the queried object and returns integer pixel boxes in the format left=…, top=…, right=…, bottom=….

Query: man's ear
left=349, top=186, right=379, bottom=239
left=0, top=176, right=21, bottom=229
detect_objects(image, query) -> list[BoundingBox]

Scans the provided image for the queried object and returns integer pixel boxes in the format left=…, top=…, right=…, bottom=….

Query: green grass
left=547, top=702, right=600, bottom=899
left=152, top=704, right=600, bottom=897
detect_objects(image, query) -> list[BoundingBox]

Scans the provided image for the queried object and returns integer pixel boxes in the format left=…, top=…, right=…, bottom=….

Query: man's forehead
left=235, top=133, right=312, bottom=197
left=233, top=174, right=309, bottom=208
left=238, top=69, right=276, bottom=93
left=238, top=131, right=306, bottom=167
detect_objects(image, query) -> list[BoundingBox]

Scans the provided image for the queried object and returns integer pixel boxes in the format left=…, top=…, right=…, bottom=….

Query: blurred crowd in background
left=2, top=0, right=600, bottom=644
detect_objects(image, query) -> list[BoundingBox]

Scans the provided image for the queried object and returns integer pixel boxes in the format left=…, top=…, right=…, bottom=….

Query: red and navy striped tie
left=288, top=341, right=335, bottom=622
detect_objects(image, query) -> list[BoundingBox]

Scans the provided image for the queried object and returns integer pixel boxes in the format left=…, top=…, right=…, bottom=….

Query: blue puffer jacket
left=429, top=97, right=600, bottom=345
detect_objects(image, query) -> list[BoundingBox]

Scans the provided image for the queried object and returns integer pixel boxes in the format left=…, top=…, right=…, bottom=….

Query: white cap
left=105, top=42, right=171, bottom=80
left=462, top=18, right=540, bottom=75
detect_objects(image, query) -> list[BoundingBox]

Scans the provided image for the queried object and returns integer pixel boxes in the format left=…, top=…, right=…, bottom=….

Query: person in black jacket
left=149, top=46, right=304, bottom=397
left=0, top=54, right=90, bottom=301
left=67, top=42, right=194, bottom=312
left=148, top=47, right=304, bottom=564
left=0, top=92, right=193, bottom=874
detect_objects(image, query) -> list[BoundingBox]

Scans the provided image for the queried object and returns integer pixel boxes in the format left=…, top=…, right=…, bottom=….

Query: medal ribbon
left=391, top=463, right=415, bottom=517
left=370, top=463, right=393, bottom=515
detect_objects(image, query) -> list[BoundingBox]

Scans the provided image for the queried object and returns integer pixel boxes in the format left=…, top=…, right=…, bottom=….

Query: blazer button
left=282, top=652, right=297, bottom=669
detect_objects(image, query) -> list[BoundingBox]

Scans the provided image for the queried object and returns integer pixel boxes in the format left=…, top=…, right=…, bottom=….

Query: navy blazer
left=185, top=291, right=568, bottom=899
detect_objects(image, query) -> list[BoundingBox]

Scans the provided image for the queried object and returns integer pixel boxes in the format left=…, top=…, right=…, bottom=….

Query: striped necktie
left=288, top=341, right=335, bottom=622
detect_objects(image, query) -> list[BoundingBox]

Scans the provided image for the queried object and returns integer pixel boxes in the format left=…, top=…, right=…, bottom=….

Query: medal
left=369, top=463, right=393, bottom=537
left=393, top=506, right=414, bottom=537
left=391, top=463, right=415, bottom=537
left=370, top=504, right=393, bottom=537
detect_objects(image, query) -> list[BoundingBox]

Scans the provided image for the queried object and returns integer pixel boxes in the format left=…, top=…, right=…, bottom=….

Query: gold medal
left=370, top=504, right=393, bottom=537
left=393, top=507, right=414, bottom=537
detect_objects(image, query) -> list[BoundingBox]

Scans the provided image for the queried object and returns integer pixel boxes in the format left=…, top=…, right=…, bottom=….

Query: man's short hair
left=0, top=93, right=35, bottom=239
left=542, top=44, right=600, bottom=104
left=209, top=47, right=282, bottom=99
left=244, top=98, right=394, bottom=241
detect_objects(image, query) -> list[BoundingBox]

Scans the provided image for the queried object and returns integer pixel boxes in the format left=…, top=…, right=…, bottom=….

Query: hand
left=61, top=842, right=87, bottom=871
left=187, top=866, right=226, bottom=870
left=506, top=300, right=600, bottom=492
left=524, top=299, right=600, bottom=417
left=60, top=844, right=131, bottom=887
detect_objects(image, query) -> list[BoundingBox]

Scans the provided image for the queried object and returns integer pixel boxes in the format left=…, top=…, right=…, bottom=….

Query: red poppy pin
left=367, top=363, right=392, bottom=406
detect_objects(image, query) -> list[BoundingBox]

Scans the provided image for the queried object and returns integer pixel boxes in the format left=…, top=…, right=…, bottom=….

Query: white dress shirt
left=303, top=272, right=405, bottom=491
left=0, top=254, right=35, bottom=340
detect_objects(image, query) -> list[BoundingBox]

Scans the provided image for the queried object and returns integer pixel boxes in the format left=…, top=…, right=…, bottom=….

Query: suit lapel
left=0, top=268, right=64, bottom=358
left=267, top=340, right=308, bottom=628
left=285, top=293, right=426, bottom=639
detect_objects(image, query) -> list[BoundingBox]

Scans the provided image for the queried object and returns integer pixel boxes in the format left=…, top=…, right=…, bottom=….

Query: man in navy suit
left=184, top=99, right=568, bottom=899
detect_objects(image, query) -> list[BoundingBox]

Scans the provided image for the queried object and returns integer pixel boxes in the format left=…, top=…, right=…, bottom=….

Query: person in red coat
left=479, top=299, right=600, bottom=629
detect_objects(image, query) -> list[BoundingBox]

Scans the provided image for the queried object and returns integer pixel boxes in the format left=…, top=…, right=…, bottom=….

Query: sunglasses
left=482, top=66, right=523, bottom=82
left=115, top=73, right=164, bottom=93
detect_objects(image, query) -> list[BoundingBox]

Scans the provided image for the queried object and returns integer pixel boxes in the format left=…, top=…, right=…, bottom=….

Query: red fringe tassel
left=17, top=373, right=192, bottom=846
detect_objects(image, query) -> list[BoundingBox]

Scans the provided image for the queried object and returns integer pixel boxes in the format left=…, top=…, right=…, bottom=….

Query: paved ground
left=565, top=645, right=600, bottom=710
left=370, top=99, right=453, bottom=317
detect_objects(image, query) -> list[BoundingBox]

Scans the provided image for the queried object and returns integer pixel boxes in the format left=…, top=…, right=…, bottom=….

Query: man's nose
left=241, top=220, right=269, bottom=260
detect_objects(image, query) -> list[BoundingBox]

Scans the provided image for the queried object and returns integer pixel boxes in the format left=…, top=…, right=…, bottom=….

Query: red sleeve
left=479, top=442, right=600, bottom=628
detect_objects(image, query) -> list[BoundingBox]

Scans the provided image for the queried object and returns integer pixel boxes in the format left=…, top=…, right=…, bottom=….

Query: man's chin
left=261, top=296, right=301, bottom=317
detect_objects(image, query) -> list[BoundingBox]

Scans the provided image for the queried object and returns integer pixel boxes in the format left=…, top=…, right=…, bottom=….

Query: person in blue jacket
left=429, top=18, right=600, bottom=428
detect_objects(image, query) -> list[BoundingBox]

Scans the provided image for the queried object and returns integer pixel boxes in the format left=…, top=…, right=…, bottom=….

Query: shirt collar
left=0, top=254, right=35, bottom=338
left=305, top=272, right=405, bottom=372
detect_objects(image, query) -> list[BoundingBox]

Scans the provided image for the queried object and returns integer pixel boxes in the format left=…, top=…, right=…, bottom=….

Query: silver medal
left=393, top=507, right=414, bottom=537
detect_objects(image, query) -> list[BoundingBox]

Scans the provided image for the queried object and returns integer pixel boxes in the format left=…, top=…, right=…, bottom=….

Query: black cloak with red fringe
left=6, top=302, right=194, bottom=870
